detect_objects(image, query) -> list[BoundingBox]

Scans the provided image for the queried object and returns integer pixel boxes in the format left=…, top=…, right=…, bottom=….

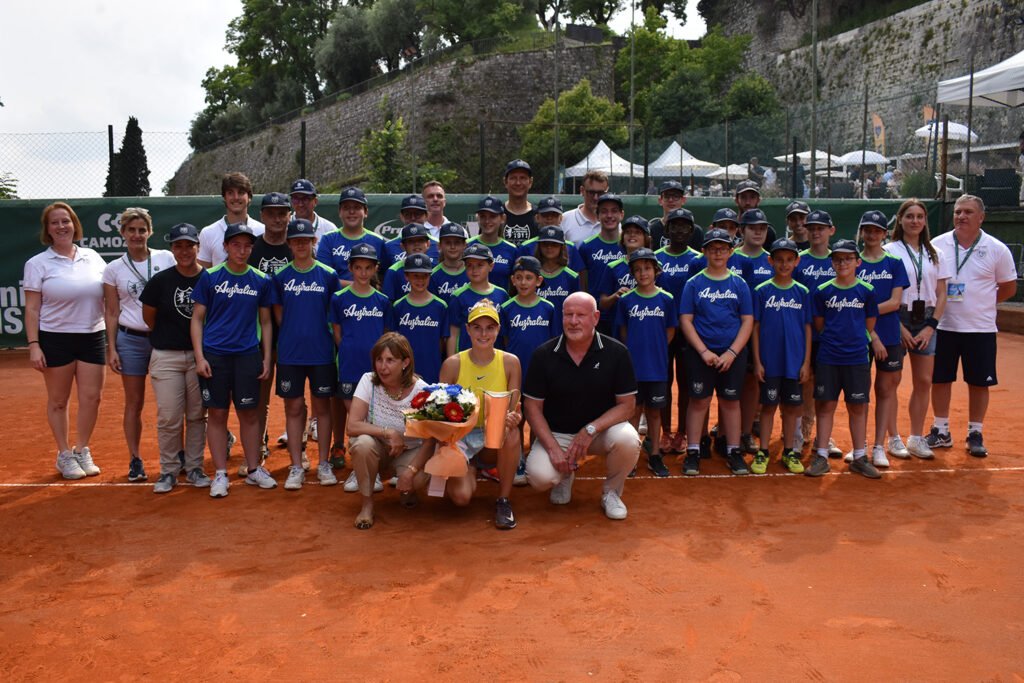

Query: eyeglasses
left=584, top=189, right=607, bottom=197
left=705, top=246, right=732, bottom=255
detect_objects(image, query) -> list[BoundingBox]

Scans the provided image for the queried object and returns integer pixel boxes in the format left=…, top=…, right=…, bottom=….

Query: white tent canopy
left=937, top=48, right=1024, bottom=108
left=914, top=121, right=979, bottom=143
left=565, top=140, right=644, bottom=178
left=707, top=164, right=750, bottom=179
left=837, top=150, right=888, bottom=165
left=774, top=149, right=843, bottom=166
left=647, top=141, right=720, bottom=177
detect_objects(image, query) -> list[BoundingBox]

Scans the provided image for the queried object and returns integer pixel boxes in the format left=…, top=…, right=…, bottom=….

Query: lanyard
left=901, top=240, right=924, bottom=296
left=954, top=234, right=980, bottom=277
left=123, top=252, right=152, bottom=284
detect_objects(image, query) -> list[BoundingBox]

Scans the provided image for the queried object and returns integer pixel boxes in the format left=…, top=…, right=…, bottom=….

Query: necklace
left=382, top=384, right=405, bottom=401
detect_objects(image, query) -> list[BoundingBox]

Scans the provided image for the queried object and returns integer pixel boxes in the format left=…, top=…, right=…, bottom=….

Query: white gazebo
left=937, top=48, right=1024, bottom=108
left=565, top=140, right=644, bottom=177
left=647, top=141, right=720, bottom=178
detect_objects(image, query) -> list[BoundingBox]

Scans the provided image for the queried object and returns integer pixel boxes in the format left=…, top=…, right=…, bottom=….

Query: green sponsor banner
left=0, top=195, right=940, bottom=347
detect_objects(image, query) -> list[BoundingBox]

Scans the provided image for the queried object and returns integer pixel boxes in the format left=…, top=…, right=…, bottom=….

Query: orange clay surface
left=0, top=339, right=1022, bottom=681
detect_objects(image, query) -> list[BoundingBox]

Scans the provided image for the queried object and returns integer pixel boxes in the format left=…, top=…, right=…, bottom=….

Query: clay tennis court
left=1, top=338, right=1022, bottom=681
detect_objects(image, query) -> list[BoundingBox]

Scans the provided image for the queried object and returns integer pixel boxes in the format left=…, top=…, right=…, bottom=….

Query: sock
left=853, top=448, right=866, bottom=460
left=817, top=448, right=829, bottom=459
left=216, top=468, right=227, bottom=476
left=727, top=444, right=739, bottom=452
left=933, top=417, right=950, bottom=433
left=968, top=422, right=983, bottom=434
left=688, top=443, right=700, bottom=451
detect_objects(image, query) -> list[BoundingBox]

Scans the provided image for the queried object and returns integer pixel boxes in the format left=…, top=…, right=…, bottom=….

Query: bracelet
left=924, top=317, right=939, bottom=329
left=725, top=348, right=738, bottom=357
left=27, top=340, right=39, bottom=345
left=699, top=348, right=709, bottom=355
left=406, top=465, right=418, bottom=474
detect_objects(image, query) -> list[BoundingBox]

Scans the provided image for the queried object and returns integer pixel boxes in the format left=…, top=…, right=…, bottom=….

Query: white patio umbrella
left=647, top=141, right=720, bottom=177
left=707, top=164, right=749, bottom=179
left=837, top=150, right=888, bottom=165
left=914, top=121, right=979, bottom=143
left=773, top=150, right=843, bottom=166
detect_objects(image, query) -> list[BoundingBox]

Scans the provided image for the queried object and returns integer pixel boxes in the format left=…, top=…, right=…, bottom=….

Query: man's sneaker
left=276, top=432, right=289, bottom=446
left=925, top=426, right=952, bottom=449
left=307, top=417, right=318, bottom=443
left=751, top=450, right=769, bottom=475
left=549, top=472, right=574, bottom=505
left=647, top=453, right=670, bottom=478
left=329, top=445, right=346, bottom=469
left=74, top=447, right=101, bottom=476
left=127, top=455, right=147, bottom=482
left=186, top=468, right=211, bottom=488
left=317, top=462, right=338, bottom=486
left=153, top=473, right=176, bottom=494
left=726, top=448, right=750, bottom=475
left=843, top=450, right=854, bottom=463
left=741, top=433, right=759, bottom=455
left=906, top=435, right=935, bottom=460
left=56, top=450, right=86, bottom=480
left=699, top=435, right=712, bottom=459
left=850, top=456, right=882, bottom=479
left=887, top=436, right=910, bottom=459
left=245, top=466, right=277, bottom=489
left=827, top=439, right=843, bottom=458
left=343, top=471, right=383, bottom=493
left=300, top=450, right=310, bottom=471
left=966, top=431, right=988, bottom=457
left=601, top=490, right=628, bottom=520
left=781, top=449, right=805, bottom=474
left=284, top=466, right=305, bottom=490
left=872, top=445, right=890, bottom=468
left=237, top=456, right=266, bottom=478
left=210, top=472, right=230, bottom=498
left=513, top=456, right=528, bottom=486
left=804, top=455, right=830, bottom=477
left=682, top=449, right=700, bottom=476
left=494, top=497, right=516, bottom=530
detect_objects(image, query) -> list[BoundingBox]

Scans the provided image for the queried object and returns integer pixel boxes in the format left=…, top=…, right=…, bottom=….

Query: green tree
left=566, top=0, right=624, bottom=26
left=104, top=117, right=151, bottom=197
left=419, top=0, right=533, bottom=47
left=359, top=100, right=456, bottom=192
left=368, top=0, right=424, bottom=70
left=0, top=172, right=17, bottom=200
left=314, top=5, right=380, bottom=94
left=519, top=79, right=628, bottom=191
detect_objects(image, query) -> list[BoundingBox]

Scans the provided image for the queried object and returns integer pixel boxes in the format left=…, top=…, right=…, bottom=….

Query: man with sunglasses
left=562, top=170, right=609, bottom=245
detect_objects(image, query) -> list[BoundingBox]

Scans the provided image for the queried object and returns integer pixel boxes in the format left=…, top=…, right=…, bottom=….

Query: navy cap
left=740, top=208, right=769, bottom=226
left=830, top=239, right=859, bottom=254
left=165, top=223, right=199, bottom=244
left=622, top=215, right=650, bottom=234
left=536, top=196, right=563, bottom=214
left=439, top=222, right=468, bottom=240
left=400, top=223, right=430, bottom=241
left=223, top=223, right=257, bottom=242
left=463, top=243, right=494, bottom=261
left=658, top=180, right=685, bottom=195
left=666, top=207, right=695, bottom=224
left=289, top=179, right=317, bottom=196
left=513, top=255, right=542, bottom=275
left=349, top=242, right=379, bottom=262
left=786, top=200, right=810, bottom=216
left=400, top=194, right=427, bottom=212
left=703, top=228, right=733, bottom=247
left=504, top=159, right=532, bottom=177
left=805, top=209, right=833, bottom=226
left=735, top=179, right=761, bottom=196
left=261, top=192, right=290, bottom=208
left=628, top=247, right=658, bottom=265
left=859, top=210, right=889, bottom=230
left=403, top=252, right=434, bottom=274
left=537, top=225, right=566, bottom=244
left=286, top=218, right=316, bottom=239
left=712, top=207, right=739, bottom=225
left=477, top=195, right=505, bottom=214
left=339, top=186, right=367, bottom=206
left=597, top=192, right=624, bottom=209
left=769, top=237, right=800, bottom=255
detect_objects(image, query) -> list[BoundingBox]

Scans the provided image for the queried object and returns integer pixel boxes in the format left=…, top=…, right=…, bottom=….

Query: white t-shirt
left=933, top=229, right=1018, bottom=333
left=883, top=240, right=952, bottom=308
left=311, top=212, right=338, bottom=242
left=424, top=217, right=449, bottom=240
left=23, top=246, right=107, bottom=333
left=353, top=372, right=429, bottom=449
left=197, top=215, right=265, bottom=266
left=561, top=207, right=599, bottom=245
left=102, top=250, right=176, bottom=331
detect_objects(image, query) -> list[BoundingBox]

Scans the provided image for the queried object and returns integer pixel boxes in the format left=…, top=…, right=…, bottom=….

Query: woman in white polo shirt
left=103, top=207, right=175, bottom=482
left=24, top=202, right=108, bottom=480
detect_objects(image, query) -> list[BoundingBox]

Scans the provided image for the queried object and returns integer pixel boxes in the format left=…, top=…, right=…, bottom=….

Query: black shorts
left=200, top=351, right=262, bottom=410
left=760, top=377, right=803, bottom=406
left=875, top=344, right=905, bottom=373
left=814, top=363, right=871, bottom=404
left=38, top=330, right=106, bottom=367
left=276, top=363, right=337, bottom=399
left=685, top=346, right=746, bottom=401
left=337, top=379, right=358, bottom=400
left=636, top=381, right=669, bottom=409
left=933, top=330, right=998, bottom=387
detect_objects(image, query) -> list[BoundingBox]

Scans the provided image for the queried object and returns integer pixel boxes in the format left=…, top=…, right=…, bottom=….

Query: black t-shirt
left=523, top=332, right=637, bottom=434
left=648, top=217, right=706, bottom=252
left=248, top=238, right=292, bottom=347
left=139, top=267, right=202, bottom=351
left=503, top=207, right=537, bottom=246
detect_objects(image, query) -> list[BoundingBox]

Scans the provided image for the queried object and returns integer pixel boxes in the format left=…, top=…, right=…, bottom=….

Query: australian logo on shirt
left=331, top=244, right=353, bottom=259
left=802, top=265, right=835, bottom=280
left=398, top=281, right=412, bottom=294
left=698, top=287, right=738, bottom=303
left=539, top=284, right=570, bottom=298
left=627, top=304, right=666, bottom=321
left=508, top=314, right=550, bottom=331
left=617, top=273, right=636, bottom=288
left=398, top=312, right=439, bottom=329
left=492, top=253, right=510, bottom=267
left=763, top=294, right=803, bottom=312
left=214, top=281, right=259, bottom=298
left=434, top=280, right=461, bottom=296
left=661, top=262, right=692, bottom=277
left=824, top=295, right=865, bottom=311
left=858, top=269, right=892, bottom=283
left=343, top=304, right=385, bottom=321
left=283, top=279, right=326, bottom=296
left=588, top=249, right=620, bottom=265
left=729, top=264, right=743, bottom=276
left=752, top=265, right=773, bottom=278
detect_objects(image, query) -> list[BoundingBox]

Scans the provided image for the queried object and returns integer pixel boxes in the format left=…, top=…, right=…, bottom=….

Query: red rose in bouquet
left=410, top=390, right=430, bottom=409
left=443, top=402, right=464, bottom=422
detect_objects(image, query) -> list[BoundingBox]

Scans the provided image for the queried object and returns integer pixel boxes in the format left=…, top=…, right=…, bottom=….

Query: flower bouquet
left=404, top=384, right=478, bottom=495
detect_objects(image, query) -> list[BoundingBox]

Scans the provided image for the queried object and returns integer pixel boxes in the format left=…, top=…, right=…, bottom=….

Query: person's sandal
left=399, top=490, right=419, bottom=509
left=354, top=514, right=374, bottom=530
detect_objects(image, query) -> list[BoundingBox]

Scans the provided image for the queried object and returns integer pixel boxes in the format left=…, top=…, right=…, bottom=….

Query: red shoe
left=670, top=432, right=686, bottom=454
left=659, top=432, right=674, bottom=454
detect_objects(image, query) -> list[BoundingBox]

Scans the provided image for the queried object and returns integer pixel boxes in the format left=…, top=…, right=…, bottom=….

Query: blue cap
left=859, top=210, right=889, bottom=230
left=477, top=195, right=504, bottom=214
left=165, top=223, right=199, bottom=244
left=805, top=209, right=833, bottom=226
left=830, top=239, right=859, bottom=254
left=785, top=200, right=810, bottom=215
left=740, top=208, right=769, bottom=226
left=403, top=252, right=434, bottom=274
left=735, top=179, right=761, bottom=196
left=703, top=228, right=733, bottom=247
left=439, top=222, right=468, bottom=240
left=658, top=180, right=685, bottom=195
left=536, top=196, right=563, bottom=214
left=628, top=247, right=658, bottom=264
left=349, top=242, right=379, bottom=262
left=769, top=237, right=800, bottom=255
left=401, top=223, right=430, bottom=241
left=513, top=255, right=542, bottom=275
left=622, top=215, right=650, bottom=234
left=289, top=179, right=317, bottom=196
left=666, top=207, right=695, bottom=224
left=339, top=186, right=367, bottom=206
left=597, top=192, right=623, bottom=209
left=223, top=223, right=257, bottom=242
left=287, top=218, right=316, bottom=239
left=463, top=243, right=494, bottom=261
left=712, top=207, right=739, bottom=225
left=504, top=159, right=532, bottom=177
left=537, top=225, right=566, bottom=244
left=261, top=192, right=290, bottom=208
left=400, top=194, right=427, bottom=212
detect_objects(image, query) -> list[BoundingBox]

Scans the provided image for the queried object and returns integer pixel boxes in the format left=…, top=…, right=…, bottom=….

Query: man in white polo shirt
left=198, top=172, right=265, bottom=268
left=289, top=178, right=337, bottom=242
left=928, top=194, right=1018, bottom=456
left=561, top=170, right=609, bottom=245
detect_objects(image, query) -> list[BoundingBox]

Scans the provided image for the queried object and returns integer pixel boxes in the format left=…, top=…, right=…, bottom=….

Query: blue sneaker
left=513, top=456, right=528, bottom=486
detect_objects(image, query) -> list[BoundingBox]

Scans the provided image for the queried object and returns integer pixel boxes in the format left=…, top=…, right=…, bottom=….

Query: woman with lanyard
left=24, top=202, right=108, bottom=480
left=884, top=199, right=949, bottom=459
left=102, top=207, right=176, bottom=481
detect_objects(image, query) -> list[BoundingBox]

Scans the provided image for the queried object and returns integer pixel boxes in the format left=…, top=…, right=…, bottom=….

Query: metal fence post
left=300, top=121, right=306, bottom=178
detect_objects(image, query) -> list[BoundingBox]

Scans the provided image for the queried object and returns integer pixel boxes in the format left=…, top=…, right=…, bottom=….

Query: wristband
left=27, top=340, right=39, bottom=345
left=725, top=348, right=738, bottom=357
left=699, top=348, right=709, bottom=355
left=924, top=317, right=939, bottom=329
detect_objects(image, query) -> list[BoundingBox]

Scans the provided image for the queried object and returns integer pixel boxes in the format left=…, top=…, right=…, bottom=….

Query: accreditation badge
left=947, top=281, right=965, bottom=302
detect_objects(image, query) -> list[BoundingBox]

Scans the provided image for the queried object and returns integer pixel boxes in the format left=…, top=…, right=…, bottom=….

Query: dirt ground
left=1, top=338, right=1022, bottom=682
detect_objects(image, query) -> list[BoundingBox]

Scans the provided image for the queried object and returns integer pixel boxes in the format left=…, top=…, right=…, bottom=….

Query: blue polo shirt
left=192, top=263, right=272, bottom=355
left=315, top=228, right=385, bottom=282
left=813, top=279, right=879, bottom=365
left=329, top=286, right=390, bottom=383
left=857, top=253, right=910, bottom=346
left=387, top=294, right=449, bottom=384
left=679, top=270, right=753, bottom=351
left=754, top=279, right=811, bottom=379
left=614, top=288, right=676, bottom=382
left=271, top=260, right=340, bottom=365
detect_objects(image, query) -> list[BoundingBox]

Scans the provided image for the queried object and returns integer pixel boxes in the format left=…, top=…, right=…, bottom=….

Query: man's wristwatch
left=584, top=423, right=597, bottom=437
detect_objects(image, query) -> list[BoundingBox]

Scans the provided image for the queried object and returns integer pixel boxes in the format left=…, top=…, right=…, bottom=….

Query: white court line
left=1, top=466, right=1022, bottom=487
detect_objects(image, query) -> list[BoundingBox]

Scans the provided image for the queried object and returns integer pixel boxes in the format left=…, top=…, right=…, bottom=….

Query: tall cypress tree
left=103, top=116, right=151, bottom=197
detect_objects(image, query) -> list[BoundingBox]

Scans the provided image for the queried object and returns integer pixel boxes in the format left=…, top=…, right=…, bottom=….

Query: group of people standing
left=23, top=163, right=1017, bottom=530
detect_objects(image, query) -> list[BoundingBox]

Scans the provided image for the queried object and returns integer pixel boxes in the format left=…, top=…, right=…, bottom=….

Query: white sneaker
left=638, top=414, right=648, bottom=436
left=828, top=439, right=842, bottom=458
left=388, top=476, right=399, bottom=487
left=601, top=490, right=628, bottom=520
left=284, top=466, right=305, bottom=490
left=307, top=417, right=318, bottom=442
left=317, top=462, right=338, bottom=486
left=887, top=436, right=910, bottom=459
left=237, top=455, right=266, bottom=478
left=843, top=450, right=854, bottom=463
left=872, top=445, right=890, bottom=468
left=210, top=472, right=230, bottom=498
left=300, top=450, right=310, bottom=471
left=549, top=472, right=574, bottom=505
left=56, top=450, right=86, bottom=480
left=75, top=447, right=101, bottom=476
left=906, top=435, right=935, bottom=460
left=276, top=432, right=289, bottom=446
left=343, top=471, right=383, bottom=493
left=245, top=466, right=277, bottom=489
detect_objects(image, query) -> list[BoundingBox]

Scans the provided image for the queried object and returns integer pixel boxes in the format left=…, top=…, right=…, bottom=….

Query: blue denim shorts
left=116, top=328, right=154, bottom=376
